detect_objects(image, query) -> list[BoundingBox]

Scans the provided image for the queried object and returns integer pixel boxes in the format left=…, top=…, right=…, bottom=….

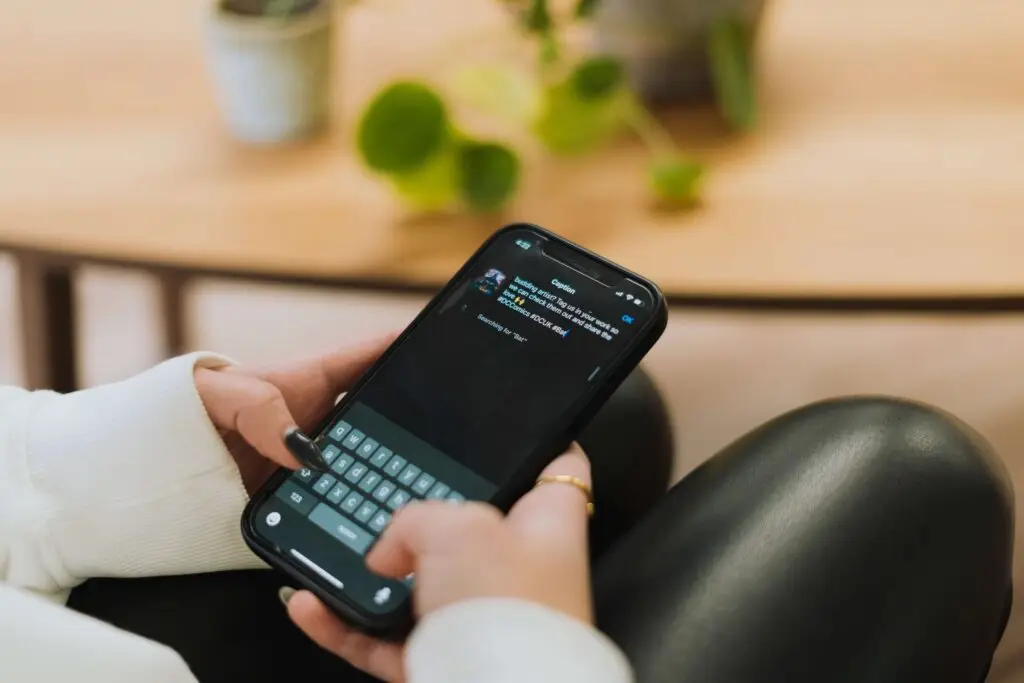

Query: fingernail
left=278, top=586, right=296, bottom=606
left=283, top=427, right=330, bottom=472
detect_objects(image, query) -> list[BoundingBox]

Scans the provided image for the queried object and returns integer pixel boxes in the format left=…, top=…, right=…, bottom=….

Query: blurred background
left=1, top=0, right=1023, bottom=679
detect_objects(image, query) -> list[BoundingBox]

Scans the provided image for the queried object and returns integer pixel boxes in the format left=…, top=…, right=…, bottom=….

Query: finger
left=196, top=368, right=304, bottom=470
left=367, top=501, right=501, bottom=578
left=319, top=331, right=400, bottom=395
left=252, top=332, right=400, bottom=431
left=288, top=591, right=405, bottom=682
left=507, top=444, right=593, bottom=538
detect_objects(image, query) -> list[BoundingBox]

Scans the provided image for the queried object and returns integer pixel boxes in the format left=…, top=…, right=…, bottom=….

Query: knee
left=761, top=396, right=1013, bottom=545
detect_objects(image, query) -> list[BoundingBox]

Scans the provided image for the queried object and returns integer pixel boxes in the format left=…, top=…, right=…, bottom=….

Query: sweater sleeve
left=0, top=353, right=264, bottom=595
left=405, top=598, right=634, bottom=683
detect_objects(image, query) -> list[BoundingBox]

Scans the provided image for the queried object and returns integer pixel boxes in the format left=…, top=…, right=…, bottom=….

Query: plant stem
left=621, top=97, right=677, bottom=158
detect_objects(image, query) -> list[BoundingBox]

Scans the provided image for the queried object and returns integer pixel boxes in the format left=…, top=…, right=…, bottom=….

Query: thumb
left=196, top=368, right=305, bottom=470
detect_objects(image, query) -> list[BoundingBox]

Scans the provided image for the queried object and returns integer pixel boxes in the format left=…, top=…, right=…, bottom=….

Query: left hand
left=194, top=334, right=395, bottom=494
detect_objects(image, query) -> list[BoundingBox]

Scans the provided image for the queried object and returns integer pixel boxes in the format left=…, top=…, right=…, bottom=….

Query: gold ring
left=534, top=474, right=595, bottom=516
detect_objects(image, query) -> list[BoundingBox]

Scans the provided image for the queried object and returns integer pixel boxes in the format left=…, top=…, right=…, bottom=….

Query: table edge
left=4, top=242, right=1023, bottom=315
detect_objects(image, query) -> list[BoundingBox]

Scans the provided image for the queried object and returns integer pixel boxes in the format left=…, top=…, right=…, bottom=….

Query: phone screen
left=249, top=227, right=658, bottom=617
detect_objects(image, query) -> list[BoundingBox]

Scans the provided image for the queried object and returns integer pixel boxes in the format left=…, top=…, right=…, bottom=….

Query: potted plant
left=206, top=0, right=335, bottom=144
left=592, top=0, right=763, bottom=126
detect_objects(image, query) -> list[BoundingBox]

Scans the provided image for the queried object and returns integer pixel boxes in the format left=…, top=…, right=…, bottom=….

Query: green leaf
left=456, top=141, right=521, bottom=211
left=522, top=0, right=552, bottom=33
left=390, top=146, right=458, bottom=211
left=534, top=81, right=626, bottom=155
left=574, top=0, right=599, bottom=18
left=649, top=157, right=704, bottom=205
left=707, top=15, right=757, bottom=131
left=570, top=56, right=625, bottom=101
left=449, top=64, right=542, bottom=125
left=357, top=82, right=449, bottom=174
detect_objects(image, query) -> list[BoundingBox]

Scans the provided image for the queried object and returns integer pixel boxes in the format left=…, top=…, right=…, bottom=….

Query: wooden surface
left=0, top=0, right=1022, bottom=300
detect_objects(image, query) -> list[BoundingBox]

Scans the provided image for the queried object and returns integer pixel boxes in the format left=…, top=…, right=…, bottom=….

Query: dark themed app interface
left=253, top=228, right=655, bottom=612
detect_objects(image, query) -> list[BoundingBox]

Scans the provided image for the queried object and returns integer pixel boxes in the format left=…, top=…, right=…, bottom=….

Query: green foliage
left=357, top=82, right=449, bottom=174
left=522, top=0, right=553, bottom=33
left=390, top=147, right=458, bottom=211
left=574, top=0, right=598, bottom=18
left=570, top=56, right=623, bottom=101
left=708, top=15, right=757, bottom=131
left=650, top=156, right=704, bottom=205
left=534, top=57, right=627, bottom=155
left=352, top=1, right=755, bottom=214
left=456, top=141, right=521, bottom=211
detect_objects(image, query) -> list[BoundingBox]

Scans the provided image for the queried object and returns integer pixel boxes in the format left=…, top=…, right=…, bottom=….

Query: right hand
left=286, top=444, right=595, bottom=682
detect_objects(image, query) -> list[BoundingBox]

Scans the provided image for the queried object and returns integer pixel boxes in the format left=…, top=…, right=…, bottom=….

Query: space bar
left=309, top=503, right=375, bottom=554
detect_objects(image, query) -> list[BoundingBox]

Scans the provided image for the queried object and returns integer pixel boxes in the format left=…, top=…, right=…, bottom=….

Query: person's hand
left=193, top=334, right=394, bottom=494
left=284, top=444, right=594, bottom=683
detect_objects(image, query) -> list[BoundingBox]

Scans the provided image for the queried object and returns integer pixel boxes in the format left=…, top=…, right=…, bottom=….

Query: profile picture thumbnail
left=474, top=268, right=506, bottom=296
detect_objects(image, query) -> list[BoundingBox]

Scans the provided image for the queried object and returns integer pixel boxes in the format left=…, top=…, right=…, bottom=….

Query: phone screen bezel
left=241, top=223, right=667, bottom=634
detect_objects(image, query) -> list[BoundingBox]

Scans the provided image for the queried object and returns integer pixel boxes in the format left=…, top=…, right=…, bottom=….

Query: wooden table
left=1, top=0, right=1023, bottom=390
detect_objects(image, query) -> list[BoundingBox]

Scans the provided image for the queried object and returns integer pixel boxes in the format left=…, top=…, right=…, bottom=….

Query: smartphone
left=241, top=223, right=666, bottom=636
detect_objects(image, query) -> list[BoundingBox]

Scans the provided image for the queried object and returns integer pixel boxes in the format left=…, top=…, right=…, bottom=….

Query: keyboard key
left=276, top=481, right=316, bottom=515
left=354, top=501, right=379, bottom=523
left=412, top=473, right=436, bottom=496
left=372, top=480, right=397, bottom=502
left=397, top=464, right=421, bottom=486
left=309, top=504, right=375, bottom=554
left=387, top=489, right=412, bottom=511
left=341, top=492, right=364, bottom=514
left=295, top=467, right=316, bottom=483
left=426, top=482, right=450, bottom=500
left=358, top=471, right=383, bottom=493
left=447, top=491, right=466, bottom=504
left=313, top=473, right=337, bottom=495
left=384, top=455, right=407, bottom=477
left=330, top=453, right=355, bottom=476
left=368, top=510, right=392, bottom=533
left=345, top=463, right=369, bottom=484
left=343, top=430, right=366, bottom=451
left=356, top=438, right=379, bottom=459
left=321, top=445, right=342, bottom=466
left=370, top=446, right=393, bottom=468
left=326, top=482, right=351, bottom=505
left=328, top=421, right=352, bottom=442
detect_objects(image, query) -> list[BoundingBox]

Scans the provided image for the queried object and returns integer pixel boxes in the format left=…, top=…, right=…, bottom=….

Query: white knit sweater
left=0, top=353, right=632, bottom=683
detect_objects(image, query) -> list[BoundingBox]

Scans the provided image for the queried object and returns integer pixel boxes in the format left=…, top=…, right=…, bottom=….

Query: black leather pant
left=68, top=371, right=1013, bottom=683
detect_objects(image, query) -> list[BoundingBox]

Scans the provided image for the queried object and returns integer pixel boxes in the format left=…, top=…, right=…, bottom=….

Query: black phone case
left=241, top=223, right=668, bottom=637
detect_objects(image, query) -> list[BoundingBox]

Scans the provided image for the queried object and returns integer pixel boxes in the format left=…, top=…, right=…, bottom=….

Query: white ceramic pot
left=594, top=0, right=765, bottom=103
left=206, top=0, right=335, bottom=144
